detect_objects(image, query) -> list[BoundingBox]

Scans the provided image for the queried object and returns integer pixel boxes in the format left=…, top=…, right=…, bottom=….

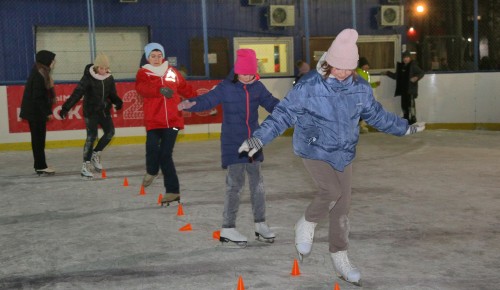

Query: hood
left=87, top=64, right=111, bottom=81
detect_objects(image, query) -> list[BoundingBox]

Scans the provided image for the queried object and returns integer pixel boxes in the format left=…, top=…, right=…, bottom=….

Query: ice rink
left=0, top=130, right=499, bottom=290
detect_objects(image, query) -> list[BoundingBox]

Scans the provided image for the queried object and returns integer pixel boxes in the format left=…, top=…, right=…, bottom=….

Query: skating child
left=178, top=48, right=280, bottom=247
left=239, top=29, right=425, bottom=285
left=135, top=42, right=196, bottom=205
left=59, top=53, right=123, bottom=179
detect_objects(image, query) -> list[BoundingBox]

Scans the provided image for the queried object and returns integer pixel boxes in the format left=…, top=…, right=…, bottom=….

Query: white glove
left=177, top=100, right=196, bottom=111
left=238, top=137, right=263, bottom=158
left=406, top=122, right=426, bottom=135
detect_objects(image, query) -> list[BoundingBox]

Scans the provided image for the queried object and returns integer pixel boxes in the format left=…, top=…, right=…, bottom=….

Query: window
left=233, top=37, right=294, bottom=77
left=36, top=26, right=148, bottom=81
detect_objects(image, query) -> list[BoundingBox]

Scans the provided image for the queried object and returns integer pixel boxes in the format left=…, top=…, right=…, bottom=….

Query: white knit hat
left=325, top=29, right=359, bottom=69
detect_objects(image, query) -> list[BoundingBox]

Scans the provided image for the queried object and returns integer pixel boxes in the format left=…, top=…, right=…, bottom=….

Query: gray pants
left=222, top=162, right=266, bottom=228
left=302, top=159, right=352, bottom=253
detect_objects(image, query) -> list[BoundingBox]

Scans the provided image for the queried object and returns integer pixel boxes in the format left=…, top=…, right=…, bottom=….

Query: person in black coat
left=59, top=53, right=123, bottom=179
left=20, top=50, right=57, bottom=175
left=385, top=51, right=425, bottom=124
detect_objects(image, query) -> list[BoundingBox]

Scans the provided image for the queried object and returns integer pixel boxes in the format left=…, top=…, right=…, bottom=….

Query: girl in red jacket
left=135, top=42, right=196, bottom=205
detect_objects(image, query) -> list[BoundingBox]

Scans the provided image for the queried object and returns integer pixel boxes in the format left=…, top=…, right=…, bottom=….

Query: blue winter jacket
left=253, top=71, right=409, bottom=171
left=186, top=72, right=280, bottom=168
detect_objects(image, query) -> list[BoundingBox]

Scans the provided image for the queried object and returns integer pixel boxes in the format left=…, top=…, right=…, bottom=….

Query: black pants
left=401, top=93, right=417, bottom=124
left=146, top=128, right=179, bottom=193
left=83, top=114, right=115, bottom=162
left=28, top=120, right=48, bottom=170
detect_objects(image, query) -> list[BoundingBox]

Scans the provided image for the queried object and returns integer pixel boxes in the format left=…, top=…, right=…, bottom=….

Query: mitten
left=238, top=137, right=263, bottom=158
left=405, top=122, right=426, bottom=135
left=160, top=87, right=174, bottom=99
left=177, top=100, right=196, bottom=111
left=59, top=108, right=68, bottom=119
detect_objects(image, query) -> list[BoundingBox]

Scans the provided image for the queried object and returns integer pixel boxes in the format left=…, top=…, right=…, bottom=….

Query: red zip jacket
left=135, top=62, right=196, bottom=131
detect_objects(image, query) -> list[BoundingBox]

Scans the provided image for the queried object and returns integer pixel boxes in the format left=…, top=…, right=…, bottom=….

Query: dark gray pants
left=302, top=159, right=352, bottom=253
left=83, top=114, right=115, bottom=162
left=222, top=162, right=266, bottom=228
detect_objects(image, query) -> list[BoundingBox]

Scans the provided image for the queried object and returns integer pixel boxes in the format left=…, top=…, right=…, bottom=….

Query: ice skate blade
left=339, top=275, right=362, bottom=287
left=81, top=175, right=94, bottom=180
left=160, top=200, right=180, bottom=207
left=93, top=167, right=102, bottom=173
left=219, top=237, right=247, bottom=248
left=255, top=232, right=275, bottom=243
left=36, top=172, right=55, bottom=176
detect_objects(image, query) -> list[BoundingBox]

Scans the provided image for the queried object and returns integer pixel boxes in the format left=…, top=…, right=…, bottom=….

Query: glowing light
left=416, top=5, right=425, bottom=13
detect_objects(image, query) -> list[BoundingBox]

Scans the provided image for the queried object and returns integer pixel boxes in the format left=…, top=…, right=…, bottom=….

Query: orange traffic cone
left=177, top=203, right=185, bottom=216
left=179, top=223, right=192, bottom=231
left=139, top=185, right=146, bottom=195
left=123, top=177, right=129, bottom=186
left=334, top=282, right=340, bottom=290
left=101, top=169, right=107, bottom=179
left=236, top=275, right=245, bottom=290
left=212, top=230, right=221, bottom=240
left=157, top=193, right=163, bottom=205
left=291, top=259, right=300, bottom=276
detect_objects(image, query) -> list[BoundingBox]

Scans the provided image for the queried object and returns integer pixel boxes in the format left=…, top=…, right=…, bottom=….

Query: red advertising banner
left=7, top=80, right=222, bottom=133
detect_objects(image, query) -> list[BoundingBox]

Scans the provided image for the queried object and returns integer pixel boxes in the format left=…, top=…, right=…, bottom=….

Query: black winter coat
left=20, top=64, right=55, bottom=121
left=386, top=60, right=424, bottom=97
left=62, top=64, right=123, bottom=117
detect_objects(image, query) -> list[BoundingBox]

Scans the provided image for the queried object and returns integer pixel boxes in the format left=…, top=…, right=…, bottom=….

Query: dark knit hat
left=36, top=50, right=56, bottom=67
left=358, top=57, right=369, bottom=68
left=402, top=51, right=411, bottom=58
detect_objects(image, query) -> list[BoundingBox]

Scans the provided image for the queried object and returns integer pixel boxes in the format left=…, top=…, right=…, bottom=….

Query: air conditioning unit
left=269, top=5, right=295, bottom=27
left=120, top=0, right=138, bottom=3
left=380, top=5, right=404, bottom=26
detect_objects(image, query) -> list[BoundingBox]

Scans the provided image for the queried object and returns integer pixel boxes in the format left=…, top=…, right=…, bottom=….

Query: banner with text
left=7, top=80, right=222, bottom=133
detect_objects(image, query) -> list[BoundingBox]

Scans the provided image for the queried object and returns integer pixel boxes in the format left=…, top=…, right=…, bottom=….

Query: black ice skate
left=219, top=228, right=248, bottom=248
left=160, top=193, right=180, bottom=206
left=35, top=167, right=55, bottom=176
left=254, top=222, right=275, bottom=243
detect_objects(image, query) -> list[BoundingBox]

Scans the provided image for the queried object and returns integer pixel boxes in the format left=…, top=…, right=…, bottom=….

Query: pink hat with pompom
left=325, top=28, right=359, bottom=69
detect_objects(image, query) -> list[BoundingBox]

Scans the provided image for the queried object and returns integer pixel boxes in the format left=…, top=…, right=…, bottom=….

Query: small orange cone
left=123, top=177, right=129, bottom=186
left=157, top=193, right=163, bottom=205
left=177, top=203, right=185, bottom=216
left=212, top=230, right=221, bottom=240
left=236, top=275, right=245, bottom=290
left=101, top=169, right=107, bottom=179
left=334, top=282, right=340, bottom=290
left=291, top=259, right=300, bottom=276
left=179, top=223, right=192, bottom=231
left=139, top=185, right=146, bottom=195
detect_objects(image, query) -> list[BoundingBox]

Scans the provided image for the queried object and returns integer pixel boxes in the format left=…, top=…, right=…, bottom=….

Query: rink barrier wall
left=1, top=73, right=499, bottom=151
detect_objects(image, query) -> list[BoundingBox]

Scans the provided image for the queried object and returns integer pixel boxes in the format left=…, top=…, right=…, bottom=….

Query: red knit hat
left=234, top=49, right=257, bottom=75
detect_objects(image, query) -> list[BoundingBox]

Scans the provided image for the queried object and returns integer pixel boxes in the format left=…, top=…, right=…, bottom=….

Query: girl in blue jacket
left=239, top=29, right=425, bottom=285
left=179, top=49, right=280, bottom=247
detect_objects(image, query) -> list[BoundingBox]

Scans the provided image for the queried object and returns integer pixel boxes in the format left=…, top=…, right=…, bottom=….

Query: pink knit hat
left=234, top=49, right=257, bottom=75
left=325, top=29, right=359, bottom=69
